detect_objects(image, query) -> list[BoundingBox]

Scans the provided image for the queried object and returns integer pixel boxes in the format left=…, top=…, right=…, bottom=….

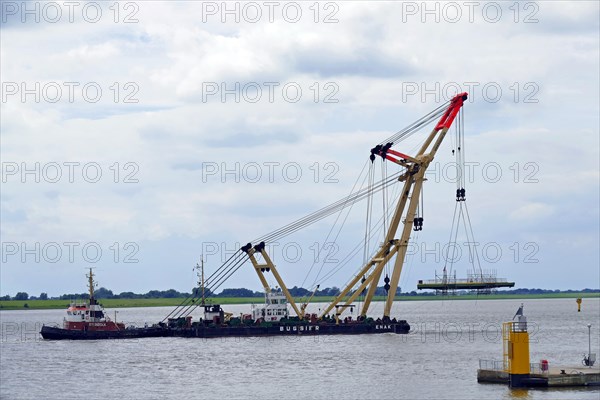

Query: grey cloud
left=1, top=207, right=27, bottom=222
left=204, top=131, right=299, bottom=148
left=290, top=49, right=414, bottom=79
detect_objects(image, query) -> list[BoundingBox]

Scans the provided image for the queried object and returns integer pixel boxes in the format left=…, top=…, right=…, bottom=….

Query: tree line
left=0, top=285, right=348, bottom=300
left=2, top=287, right=598, bottom=301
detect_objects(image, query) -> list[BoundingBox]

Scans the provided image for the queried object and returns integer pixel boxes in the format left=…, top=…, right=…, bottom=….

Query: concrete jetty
left=477, top=305, right=599, bottom=388
left=478, top=364, right=600, bottom=387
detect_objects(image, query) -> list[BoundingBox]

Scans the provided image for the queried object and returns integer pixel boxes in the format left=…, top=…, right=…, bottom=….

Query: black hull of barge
left=40, top=321, right=410, bottom=340
left=40, top=325, right=168, bottom=340
left=178, top=321, right=410, bottom=338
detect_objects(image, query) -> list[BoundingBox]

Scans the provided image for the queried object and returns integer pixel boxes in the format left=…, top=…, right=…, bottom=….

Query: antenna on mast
left=86, top=267, right=96, bottom=300
left=195, top=256, right=206, bottom=306
left=201, top=255, right=205, bottom=306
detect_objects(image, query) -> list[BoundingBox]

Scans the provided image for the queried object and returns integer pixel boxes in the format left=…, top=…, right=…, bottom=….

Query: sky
left=1, top=1, right=599, bottom=297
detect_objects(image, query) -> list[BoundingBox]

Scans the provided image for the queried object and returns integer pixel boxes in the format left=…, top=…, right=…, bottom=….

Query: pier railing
left=530, top=362, right=549, bottom=375
left=419, top=277, right=511, bottom=284
left=479, top=359, right=550, bottom=375
left=478, top=359, right=505, bottom=371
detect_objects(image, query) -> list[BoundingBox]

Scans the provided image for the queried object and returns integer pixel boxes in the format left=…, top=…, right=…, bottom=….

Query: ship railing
left=478, top=359, right=505, bottom=371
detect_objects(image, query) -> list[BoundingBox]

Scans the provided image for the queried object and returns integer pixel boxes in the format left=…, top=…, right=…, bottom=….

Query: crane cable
left=255, top=170, right=404, bottom=244
left=299, top=160, right=370, bottom=291
left=364, top=162, right=375, bottom=265
left=315, top=186, right=401, bottom=291
left=197, top=171, right=404, bottom=309
left=378, top=101, right=450, bottom=146
left=177, top=101, right=454, bottom=309
left=164, top=251, right=249, bottom=321
left=442, top=108, right=483, bottom=290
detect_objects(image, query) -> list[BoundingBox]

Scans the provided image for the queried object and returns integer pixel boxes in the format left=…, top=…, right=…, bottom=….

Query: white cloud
left=66, top=43, right=120, bottom=60
left=509, top=202, right=555, bottom=221
left=1, top=1, right=598, bottom=295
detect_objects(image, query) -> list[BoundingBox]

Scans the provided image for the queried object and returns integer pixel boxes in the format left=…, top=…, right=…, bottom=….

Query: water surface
left=1, top=298, right=599, bottom=399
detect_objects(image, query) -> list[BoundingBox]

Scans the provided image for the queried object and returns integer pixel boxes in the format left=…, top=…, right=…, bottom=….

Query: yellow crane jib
left=242, top=241, right=303, bottom=319
left=322, top=92, right=468, bottom=321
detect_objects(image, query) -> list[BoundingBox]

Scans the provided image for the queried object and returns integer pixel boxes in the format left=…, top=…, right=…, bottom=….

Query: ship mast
left=86, top=267, right=97, bottom=305
left=87, top=268, right=95, bottom=300
left=201, top=256, right=205, bottom=306
left=196, top=256, right=206, bottom=306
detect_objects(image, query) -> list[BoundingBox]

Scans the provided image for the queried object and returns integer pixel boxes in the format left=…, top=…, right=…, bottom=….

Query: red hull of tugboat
left=63, top=321, right=124, bottom=331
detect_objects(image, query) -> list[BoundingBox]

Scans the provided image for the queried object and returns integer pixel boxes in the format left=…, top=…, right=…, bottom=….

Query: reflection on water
left=509, top=388, right=533, bottom=399
left=1, top=298, right=599, bottom=400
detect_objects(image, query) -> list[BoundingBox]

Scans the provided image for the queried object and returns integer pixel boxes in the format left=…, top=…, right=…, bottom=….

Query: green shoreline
left=0, top=292, right=598, bottom=310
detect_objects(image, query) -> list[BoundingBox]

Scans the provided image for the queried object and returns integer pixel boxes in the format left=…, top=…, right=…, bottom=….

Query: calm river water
left=1, top=298, right=599, bottom=400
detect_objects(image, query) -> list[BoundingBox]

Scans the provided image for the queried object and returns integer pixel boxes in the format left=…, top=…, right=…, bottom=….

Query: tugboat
left=40, top=269, right=166, bottom=340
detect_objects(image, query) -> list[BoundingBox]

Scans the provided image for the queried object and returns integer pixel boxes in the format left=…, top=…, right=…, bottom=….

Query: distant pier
left=418, top=269, right=514, bottom=294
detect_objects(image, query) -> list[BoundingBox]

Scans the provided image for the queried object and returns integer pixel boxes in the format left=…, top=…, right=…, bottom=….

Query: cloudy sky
left=1, top=1, right=598, bottom=297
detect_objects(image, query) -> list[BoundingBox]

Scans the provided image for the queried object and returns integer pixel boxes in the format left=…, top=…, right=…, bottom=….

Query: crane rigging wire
left=165, top=252, right=249, bottom=320
left=212, top=169, right=403, bottom=299
left=171, top=100, right=456, bottom=314
left=363, top=162, right=375, bottom=264
left=192, top=170, right=405, bottom=311
left=295, top=161, right=373, bottom=305
left=299, top=160, right=371, bottom=290
left=254, top=170, right=404, bottom=244
left=315, top=183, right=402, bottom=291
left=306, top=154, right=405, bottom=294
left=442, top=108, right=483, bottom=293
left=377, top=101, right=450, bottom=146
left=179, top=254, right=252, bottom=318
left=301, top=161, right=404, bottom=298
left=203, top=251, right=245, bottom=288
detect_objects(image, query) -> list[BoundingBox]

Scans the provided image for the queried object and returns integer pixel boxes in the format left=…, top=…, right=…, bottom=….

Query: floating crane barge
left=41, top=269, right=409, bottom=339
left=42, top=93, right=470, bottom=340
